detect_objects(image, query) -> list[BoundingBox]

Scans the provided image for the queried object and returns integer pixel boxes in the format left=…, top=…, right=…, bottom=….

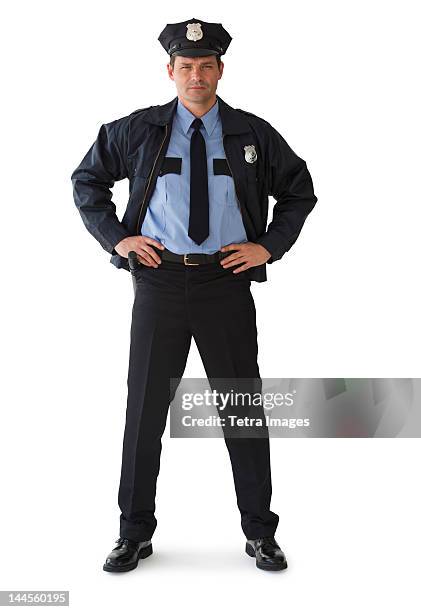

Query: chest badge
left=244, top=145, right=257, bottom=164
left=186, top=23, right=203, bottom=42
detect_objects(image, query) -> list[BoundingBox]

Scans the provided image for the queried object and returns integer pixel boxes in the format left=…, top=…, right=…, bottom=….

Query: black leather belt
left=157, top=247, right=231, bottom=266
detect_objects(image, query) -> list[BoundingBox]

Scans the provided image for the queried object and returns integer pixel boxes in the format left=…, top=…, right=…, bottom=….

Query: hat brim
left=172, top=48, right=219, bottom=58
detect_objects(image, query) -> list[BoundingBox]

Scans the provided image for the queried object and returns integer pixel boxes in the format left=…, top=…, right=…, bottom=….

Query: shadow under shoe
left=246, top=536, right=287, bottom=571
left=103, top=537, right=153, bottom=572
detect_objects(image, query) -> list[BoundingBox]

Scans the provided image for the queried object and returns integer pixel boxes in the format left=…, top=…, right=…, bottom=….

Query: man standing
left=71, top=18, right=317, bottom=572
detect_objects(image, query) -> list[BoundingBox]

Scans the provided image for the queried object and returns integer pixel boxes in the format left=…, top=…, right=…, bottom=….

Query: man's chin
left=184, top=89, right=212, bottom=102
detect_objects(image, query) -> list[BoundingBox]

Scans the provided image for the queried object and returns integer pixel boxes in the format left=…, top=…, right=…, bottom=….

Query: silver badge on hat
left=244, top=145, right=257, bottom=164
left=186, top=23, right=203, bottom=42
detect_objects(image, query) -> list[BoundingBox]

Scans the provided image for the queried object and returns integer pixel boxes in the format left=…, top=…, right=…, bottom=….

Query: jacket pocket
left=129, top=152, right=156, bottom=179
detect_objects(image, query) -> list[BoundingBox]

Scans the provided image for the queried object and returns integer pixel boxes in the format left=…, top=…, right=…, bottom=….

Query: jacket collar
left=141, top=94, right=250, bottom=135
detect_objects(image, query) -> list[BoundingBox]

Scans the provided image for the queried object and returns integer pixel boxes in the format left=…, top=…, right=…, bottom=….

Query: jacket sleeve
left=255, top=125, right=318, bottom=263
left=71, top=117, right=132, bottom=255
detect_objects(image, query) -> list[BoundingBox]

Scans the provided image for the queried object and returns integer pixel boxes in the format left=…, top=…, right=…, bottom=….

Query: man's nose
left=191, top=66, right=202, bottom=78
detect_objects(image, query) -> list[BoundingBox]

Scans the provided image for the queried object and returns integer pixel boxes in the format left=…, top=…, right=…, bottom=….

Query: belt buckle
left=184, top=254, right=199, bottom=266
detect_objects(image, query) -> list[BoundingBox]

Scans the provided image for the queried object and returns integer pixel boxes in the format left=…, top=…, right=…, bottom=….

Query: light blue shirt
left=140, top=98, right=248, bottom=254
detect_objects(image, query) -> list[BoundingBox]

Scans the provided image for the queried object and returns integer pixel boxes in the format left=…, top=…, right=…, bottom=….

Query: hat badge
left=244, top=145, right=257, bottom=164
left=186, top=23, right=203, bottom=42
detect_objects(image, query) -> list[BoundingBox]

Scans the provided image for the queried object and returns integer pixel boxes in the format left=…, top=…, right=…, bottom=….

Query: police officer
left=71, top=18, right=317, bottom=572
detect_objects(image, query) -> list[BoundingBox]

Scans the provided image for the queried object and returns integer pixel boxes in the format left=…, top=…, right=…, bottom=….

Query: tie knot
left=191, top=117, right=203, bottom=132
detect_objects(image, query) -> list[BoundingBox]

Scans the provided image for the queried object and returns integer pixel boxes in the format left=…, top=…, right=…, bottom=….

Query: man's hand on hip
left=220, top=242, right=272, bottom=273
left=115, top=235, right=165, bottom=268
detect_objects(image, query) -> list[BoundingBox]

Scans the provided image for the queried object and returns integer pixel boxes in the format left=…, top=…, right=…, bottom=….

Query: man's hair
left=170, top=54, right=222, bottom=69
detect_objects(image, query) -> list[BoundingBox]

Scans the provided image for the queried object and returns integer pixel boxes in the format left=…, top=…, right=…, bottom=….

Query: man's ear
left=218, top=61, right=224, bottom=79
left=167, top=62, right=174, bottom=81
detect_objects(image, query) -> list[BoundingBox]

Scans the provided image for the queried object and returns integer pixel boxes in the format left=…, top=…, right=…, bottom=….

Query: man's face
left=167, top=55, right=224, bottom=104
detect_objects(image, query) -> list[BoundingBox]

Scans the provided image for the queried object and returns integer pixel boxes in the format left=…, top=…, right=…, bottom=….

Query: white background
left=1, top=1, right=420, bottom=610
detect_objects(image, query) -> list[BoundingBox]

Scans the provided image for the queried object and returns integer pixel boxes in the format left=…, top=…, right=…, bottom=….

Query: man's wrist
left=256, top=243, right=272, bottom=262
left=113, top=235, right=133, bottom=258
left=255, top=237, right=275, bottom=264
left=255, top=235, right=287, bottom=264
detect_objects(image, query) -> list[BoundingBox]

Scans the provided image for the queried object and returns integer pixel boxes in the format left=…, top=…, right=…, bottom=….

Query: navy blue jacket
left=71, top=94, right=317, bottom=282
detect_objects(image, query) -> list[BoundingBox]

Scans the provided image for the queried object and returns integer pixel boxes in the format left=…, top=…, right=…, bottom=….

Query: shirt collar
left=176, top=98, right=220, bottom=137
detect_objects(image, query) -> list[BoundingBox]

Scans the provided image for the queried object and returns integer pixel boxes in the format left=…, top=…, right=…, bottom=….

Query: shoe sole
left=245, top=542, right=288, bottom=571
left=103, top=543, right=153, bottom=572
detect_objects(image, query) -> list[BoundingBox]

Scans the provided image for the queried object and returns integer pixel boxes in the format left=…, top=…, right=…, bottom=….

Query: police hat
left=158, top=18, right=232, bottom=58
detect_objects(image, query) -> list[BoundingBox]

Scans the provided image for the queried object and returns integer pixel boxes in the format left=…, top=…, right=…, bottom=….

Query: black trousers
left=118, top=258, right=279, bottom=541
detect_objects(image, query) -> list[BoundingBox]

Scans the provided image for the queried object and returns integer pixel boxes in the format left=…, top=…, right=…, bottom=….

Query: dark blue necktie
left=188, top=118, right=209, bottom=245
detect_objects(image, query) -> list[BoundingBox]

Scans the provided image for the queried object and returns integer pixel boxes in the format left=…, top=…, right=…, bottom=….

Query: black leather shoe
left=103, top=537, right=153, bottom=572
left=246, top=536, right=287, bottom=571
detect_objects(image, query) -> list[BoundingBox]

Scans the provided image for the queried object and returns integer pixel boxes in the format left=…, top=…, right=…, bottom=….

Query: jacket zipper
left=136, top=124, right=168, bottom=234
